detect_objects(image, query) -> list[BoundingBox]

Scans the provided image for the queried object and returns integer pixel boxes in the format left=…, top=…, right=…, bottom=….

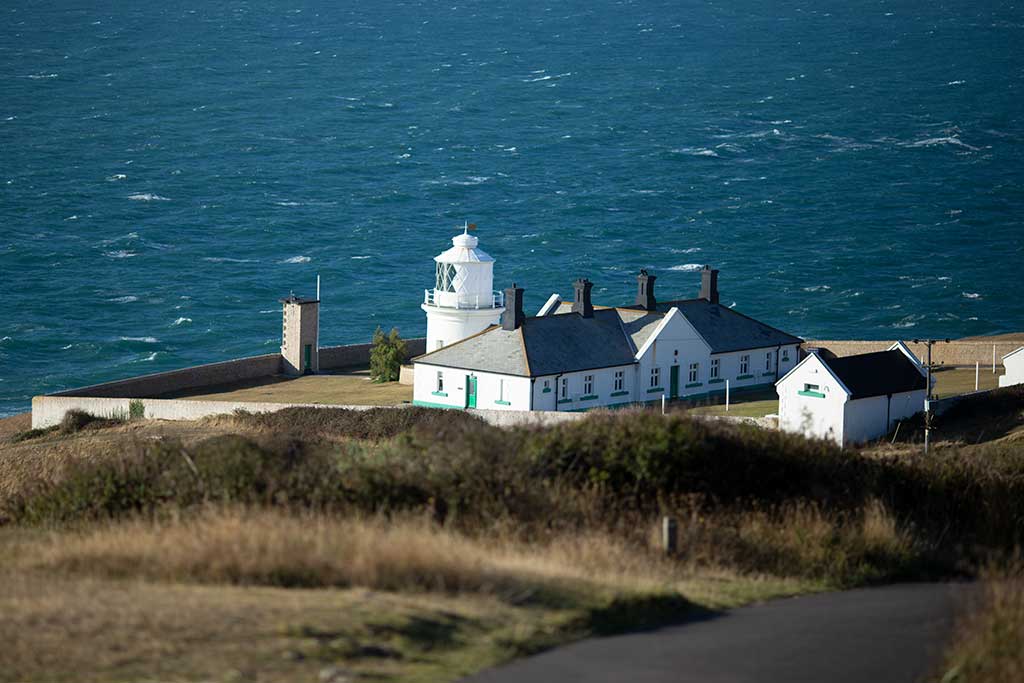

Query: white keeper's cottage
left=775, top=342, right=928, bottom=447
left=412, top=257, right=802, bottom=412
left=998, top=347, right=1024, bottom=388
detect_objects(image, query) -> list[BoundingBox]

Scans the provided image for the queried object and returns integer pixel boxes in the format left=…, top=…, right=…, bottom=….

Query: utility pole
left=912, top=338, right=950, bottom=455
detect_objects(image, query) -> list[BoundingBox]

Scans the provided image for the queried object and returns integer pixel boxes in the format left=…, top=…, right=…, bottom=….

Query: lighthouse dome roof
left=434, top=232, right=495, bottom=264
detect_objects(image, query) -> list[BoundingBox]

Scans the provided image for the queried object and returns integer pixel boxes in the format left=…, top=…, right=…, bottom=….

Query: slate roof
left=652, top=299, right=803, bottom=354
left=820, top=350, right=927, bottom=400
left=413, top=308, right=637, bottom=377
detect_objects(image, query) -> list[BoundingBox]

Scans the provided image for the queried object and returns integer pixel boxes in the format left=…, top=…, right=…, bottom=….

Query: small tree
left=369, top=326, right=407, bottom=383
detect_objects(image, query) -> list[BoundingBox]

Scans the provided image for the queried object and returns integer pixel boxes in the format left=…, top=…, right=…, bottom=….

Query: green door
left=670, top=365, right=680, bottom=399
left=466, top=376, right=478, bottom=408
left=304, top=344, right=312, bottom=372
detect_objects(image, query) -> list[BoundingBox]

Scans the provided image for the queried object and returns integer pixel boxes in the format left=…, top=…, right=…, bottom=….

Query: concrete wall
left=806, top=340, right=1021, bottom=367
left=31, top=395, right=584, bottom=430
left=1000, top=349, right=1024, bottom=387
left=47, top=338, right=428, bottom=401
left=49, top=353, right=285, bottom=399
left=777, top=354, right=847, bottom=446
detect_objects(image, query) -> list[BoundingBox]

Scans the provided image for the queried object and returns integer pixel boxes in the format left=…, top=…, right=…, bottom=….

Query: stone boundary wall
left=31, top=396, right=584, bottom=430
left=805, top=340, right=1022, bottom=367
left=45, top=338, right=428, bottom=401
left=49, top=354, right=284, bottom=399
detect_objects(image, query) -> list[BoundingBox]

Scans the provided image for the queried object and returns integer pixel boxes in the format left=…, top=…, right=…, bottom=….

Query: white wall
left=636, top=311, right=712, bottom=400
left=413, top=364, right=531, bottom=411
left=1000, top=350, right=1024, bottom=388
left=777, top=355, right=847, bottom=446
left=843, top=389, right=925, bottom=445
left=533, top=364, right=636, bottom=412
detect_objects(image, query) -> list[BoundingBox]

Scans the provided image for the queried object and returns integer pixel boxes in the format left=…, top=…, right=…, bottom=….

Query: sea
left=1, top=0, right=1022, bottom=417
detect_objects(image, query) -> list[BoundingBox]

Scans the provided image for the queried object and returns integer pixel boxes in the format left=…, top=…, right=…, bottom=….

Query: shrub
left=369, top=327, right=406, bottom=382
left=129, top=400, right=145, bottom=420
left=233, top=406, right=485, bottom=441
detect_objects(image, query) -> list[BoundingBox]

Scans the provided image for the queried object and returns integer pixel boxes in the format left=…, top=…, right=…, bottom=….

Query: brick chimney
left=635, top=269, right=657, bottom=311
left=502, top=283, right=525, bottom=330
left=699, top=265, right=719, bottom=304
left=572, top=278, right=594, bottom=318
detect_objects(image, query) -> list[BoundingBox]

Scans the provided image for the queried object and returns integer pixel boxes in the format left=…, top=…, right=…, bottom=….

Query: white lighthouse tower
left=421, top=225, right=505, bottom=351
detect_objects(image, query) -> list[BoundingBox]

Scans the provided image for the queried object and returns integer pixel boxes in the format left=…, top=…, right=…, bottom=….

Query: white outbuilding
left=776, top=342, right=928, bottom=447
left=998, top=347, right=1024, bottom=388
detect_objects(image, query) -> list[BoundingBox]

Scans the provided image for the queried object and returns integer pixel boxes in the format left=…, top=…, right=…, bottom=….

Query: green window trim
left=412, top=399, right=459, bottom=409
left=431, top=391, right=449, bottom=397
left=542, top=388, right=552, bottom=393
left=708, top=378, right=724, bottom=384
left=494, top=399, right=511, bottom=406
left=557, top=398, right=574, bottom=404
left=798, top=390, right=826, bottom=398
left=610, top=390, right=630, bottom=397
left=736, top=374, right=754, bottom=380
left=579, top=395, right=598, bottom=401
left=646, top=387, right=664, bottom=394
left=685, top=382, right=703, bottom=388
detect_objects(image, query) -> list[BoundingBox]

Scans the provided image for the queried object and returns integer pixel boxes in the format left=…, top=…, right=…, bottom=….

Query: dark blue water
left=2, top=0, right=1023, bottom=416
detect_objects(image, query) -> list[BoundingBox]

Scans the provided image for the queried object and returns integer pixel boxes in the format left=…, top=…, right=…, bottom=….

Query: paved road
left=465, top=583, right=974, bottom=683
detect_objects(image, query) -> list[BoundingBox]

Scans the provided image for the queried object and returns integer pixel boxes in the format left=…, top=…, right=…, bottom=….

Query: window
left=436, top=371, right=444, bottom=393
left=766, top=352, right=773, bottom=372
left=543, top=379, right=550, bottom=391
left=804, top=383, right=819, bottom=392
left=498, top=378, right=505, bottom=401
left=740, top=355, right=749, bottom=374
left=560, top=377, right=568, bottom=399
left=614, top=370, right=624, bottom=391
left=650, top=367, right=661, bottom=388
left=688, top=362, right=699, bottom=383
left=710, top=358, right=720, bottom=379
left=435, top=262, right=457, bottom=292
left=782, top=348, right=790, bottom=362
left=583, top=374, right=594, bottom=395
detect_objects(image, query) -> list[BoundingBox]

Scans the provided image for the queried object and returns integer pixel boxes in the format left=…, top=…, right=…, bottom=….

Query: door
left=670, top=365, right=680, bottom=399
left=466, top=375, right=477, bottom=408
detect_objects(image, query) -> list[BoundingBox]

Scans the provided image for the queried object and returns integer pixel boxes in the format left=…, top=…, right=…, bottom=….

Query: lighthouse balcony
left=423, top=288, right=504, bottom=310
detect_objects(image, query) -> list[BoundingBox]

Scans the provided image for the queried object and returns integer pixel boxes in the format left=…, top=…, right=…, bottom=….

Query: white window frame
left=560, top=377, right=568, bottom=399
left=614, top=370, right=624, bottom=391
left=710, top=358, right=720, bottom=379
left=436, top=371, right=444, bottom=393
left=688, top=362, right=699, bottom=383
left=498, top=378, right=505, bottom=401
left=583, top=374, right=594, bottom=395
left=740, top=355, right=749, bottom=374
left=651, top=367, right=661, bottom=388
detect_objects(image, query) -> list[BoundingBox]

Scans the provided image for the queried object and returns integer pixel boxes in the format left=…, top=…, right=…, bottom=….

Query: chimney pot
left=502, top=283, right=525, bottom=330
left=572, top=278, right=594, bottom=318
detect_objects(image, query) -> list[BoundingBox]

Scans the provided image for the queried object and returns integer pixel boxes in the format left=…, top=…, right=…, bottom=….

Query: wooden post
left=661, top=394, right=666, bottom=415
left=993, top=345, right=996, bottom=374
left=662, top=516, right=678, bottom=555
left=725, top=380, right=730, bottom=411
left=975, top=361, right=979, bottom=392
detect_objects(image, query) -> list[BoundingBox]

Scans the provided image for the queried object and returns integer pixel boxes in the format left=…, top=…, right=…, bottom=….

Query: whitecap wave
left=905, top=136, right=980, bottom=151
left=671, top=247, right=701, bottom=254
left=107, top=174, right=127, bottom=181
left=172, top=317, right=192, bottom=326
left=282, top=255, right=311, bottom=264
left=669, top=264, right=703, bottom=272
left=672, top=147, right=719, bottom=157
left=127, top=193, right=171, bottom=201
left=202, top=257, right=258, bottom=263
left=946, top=80, right=966, bottom=86
left=64, top=215, right=79, bottom=221
left=121, top=336, right=159, bottom=343
left=109, top=295, right=138, bottom=303
left=962, top=292, right=981, bottom=299
left=28, top=73, right=58, bottom=79
left=523, top=72, right=572, bottom=83
left=104, top=250, right=138, bottom=258
left=803, top=285, right=831, bottom=292
left=350, top=255, right=371, bottom=259
left=274, top=201, right=302, bottom=206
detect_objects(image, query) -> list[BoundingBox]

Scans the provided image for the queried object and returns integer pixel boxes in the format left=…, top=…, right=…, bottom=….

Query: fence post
left=661, top=394, right=666, bottom=415
left=662, top=516, right=678, bottom=555
left=726, top=380, right=730, bottom=411
left=993, top=345, right=996, bottom=374
left=975, top=361, right=979, bottom=392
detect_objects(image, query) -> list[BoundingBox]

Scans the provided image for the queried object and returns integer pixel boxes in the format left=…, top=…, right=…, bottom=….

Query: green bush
left=369, top=327, right=406, bottom=382
left=60, top=409, right=122, bottom=433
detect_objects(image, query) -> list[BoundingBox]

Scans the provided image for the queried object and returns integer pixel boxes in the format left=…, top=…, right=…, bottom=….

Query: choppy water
left=2, top=0, right=1023, bottom=416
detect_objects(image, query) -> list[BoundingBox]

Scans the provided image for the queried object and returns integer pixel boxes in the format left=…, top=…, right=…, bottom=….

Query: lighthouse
left=421, top=226, right=505, bottom=351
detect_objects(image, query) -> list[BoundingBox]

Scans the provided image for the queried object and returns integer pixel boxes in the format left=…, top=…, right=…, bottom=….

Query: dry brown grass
left=936, top=561, right=1024, bottom=683
left=173, top=370, right=413, bottom=406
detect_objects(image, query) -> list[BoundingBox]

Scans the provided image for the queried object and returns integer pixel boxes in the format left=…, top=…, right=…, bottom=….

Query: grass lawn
left=931, top=367, right=1005, bottom=398
left=171, top=369, right=412, bottom=406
